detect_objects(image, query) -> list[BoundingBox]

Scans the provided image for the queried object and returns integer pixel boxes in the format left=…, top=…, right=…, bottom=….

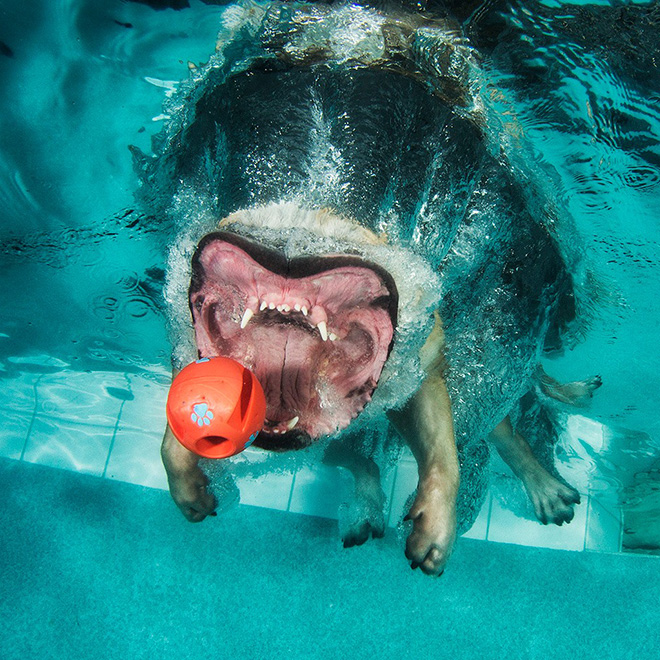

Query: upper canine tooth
left=286, top=416, right=299, bottom=430
left=240, top=308, right=254, bottom=329
left=317, top=321, right=328, bottom=341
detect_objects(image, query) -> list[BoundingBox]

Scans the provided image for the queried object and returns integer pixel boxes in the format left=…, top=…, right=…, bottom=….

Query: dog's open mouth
left=189, top=232, right=398, bottom=447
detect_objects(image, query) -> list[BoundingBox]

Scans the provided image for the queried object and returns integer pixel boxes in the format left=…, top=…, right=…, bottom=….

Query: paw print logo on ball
left=191, top=402, right=214, bottom=427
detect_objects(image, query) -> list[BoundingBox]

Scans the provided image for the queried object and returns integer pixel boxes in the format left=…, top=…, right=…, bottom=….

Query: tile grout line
left=20, top=374, right=45, bottom=462
left=484, top=493, right=494, bottom=541
left=102, top=399, right=126, bottom=478
left=582, top=495, right=591, bottom=552
left=102, top=374, right=133, bottom=479
left=285, top=471, right=298, bottom=512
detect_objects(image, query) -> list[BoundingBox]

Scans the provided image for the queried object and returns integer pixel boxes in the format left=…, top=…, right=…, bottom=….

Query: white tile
left=288, top=464, right=350, bottom=519
left=20, top=371, right=127, bottom=475
left=0, top=372, right=39, bottom=408
left=462, top=493, right=491, bottom=541
left=0, top=373, right=39, bottom=459
left=23, top=415, right=115, bottom=475
left=102, top=374, right=169, bottom=489
left=235, top=470, right=296, bottom=511
left=565, top=414, right=605, bottom=454
left=585, top=497, right=622, bottom=553
left=114, top=374, right=168, bottom=434
left=487, top=493, right=588, bottom=551
left=104, top=425, right=168, bottom=490
left=0, top=408, right=31, bottom=459
left=35, top=371, right=124, bottom=427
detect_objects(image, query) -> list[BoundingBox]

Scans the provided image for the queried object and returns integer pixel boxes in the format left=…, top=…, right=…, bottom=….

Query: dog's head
left=178, top=203, right=441, bottom=450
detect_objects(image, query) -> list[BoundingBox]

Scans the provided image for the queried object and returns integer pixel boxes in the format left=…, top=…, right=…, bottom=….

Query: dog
left=140, top=2, right=599, bottom=575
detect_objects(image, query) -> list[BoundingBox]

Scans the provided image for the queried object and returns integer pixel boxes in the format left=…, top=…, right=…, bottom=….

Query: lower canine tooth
left=240, top=308, right=254, bottom=328
left=317, top=320, right=328, bottom=341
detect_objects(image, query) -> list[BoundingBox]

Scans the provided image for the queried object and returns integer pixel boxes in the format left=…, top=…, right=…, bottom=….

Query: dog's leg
left=490, top=416, right=580, bottom=525
left=388, top=370, right=459, bottom=576
left=161, top=424, right=218, bottom=522
left=323, top=436, right=387, bottom=547
left=385, top=311, right=459, bottom=576
left=535, top=365, right=602, bottom=407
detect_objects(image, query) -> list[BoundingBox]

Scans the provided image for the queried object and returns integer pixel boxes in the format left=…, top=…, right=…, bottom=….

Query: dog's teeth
left=260, top=301, right=268, bottom=311
left=317, top=321, right=328, bottom=341
left=329, top=332, right=337, bottom=341
left=240, top=308, right=254, bottom=329
left=277, top=304, right=285, bottom=312
left=286, top=416, right=299, bottom=430
left=273, top=428, right=280, bottom=434
left=301, top=306, right=308, bottom=316
left=294, top=304, right=301, bottom=312
left=268, top=302, right=276, bottom=310
left=282, top=304, right=290, bottom=312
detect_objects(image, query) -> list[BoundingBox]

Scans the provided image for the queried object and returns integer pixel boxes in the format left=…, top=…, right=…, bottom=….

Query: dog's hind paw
left=538, top=368, right=603, bottom=408
left=524, top=470, right=581, bottom=526
left=338, top=488, right=386, bottom=547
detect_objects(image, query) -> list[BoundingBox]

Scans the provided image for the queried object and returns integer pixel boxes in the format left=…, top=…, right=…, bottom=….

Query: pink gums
left=189, top=236, right=396, bottom=439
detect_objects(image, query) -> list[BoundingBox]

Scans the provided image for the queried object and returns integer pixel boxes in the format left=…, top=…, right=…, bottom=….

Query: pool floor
left=1, top=457, right=658, bottom=660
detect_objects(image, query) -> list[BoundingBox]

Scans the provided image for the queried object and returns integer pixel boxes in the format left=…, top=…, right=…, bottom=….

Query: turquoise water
left=1, top=0, right=660, bottom=656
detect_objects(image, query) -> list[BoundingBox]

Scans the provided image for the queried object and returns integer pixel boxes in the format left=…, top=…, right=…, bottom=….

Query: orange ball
left=166, top=357, right=266, bottom=459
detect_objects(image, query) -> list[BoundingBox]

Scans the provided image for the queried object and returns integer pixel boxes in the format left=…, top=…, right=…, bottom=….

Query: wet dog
left=148, top=2, right=597, bottom=575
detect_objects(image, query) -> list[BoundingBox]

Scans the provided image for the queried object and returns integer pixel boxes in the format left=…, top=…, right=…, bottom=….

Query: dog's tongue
left=189, top=233, right=397, bottom=441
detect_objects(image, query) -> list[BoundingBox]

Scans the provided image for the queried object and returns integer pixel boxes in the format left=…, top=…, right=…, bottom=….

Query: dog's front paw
left=166, top=464, right=217, bottom=523
left=404, top=481, right=457, bottom=576
left=338, top=482, right=386, bottom=548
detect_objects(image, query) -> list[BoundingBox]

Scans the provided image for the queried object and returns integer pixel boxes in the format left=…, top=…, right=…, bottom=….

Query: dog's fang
left=286, top=416, right=299, bottom=430
left=240, top=308, right=254, bottom=329
left=317, top=321, right=328, bottom=341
